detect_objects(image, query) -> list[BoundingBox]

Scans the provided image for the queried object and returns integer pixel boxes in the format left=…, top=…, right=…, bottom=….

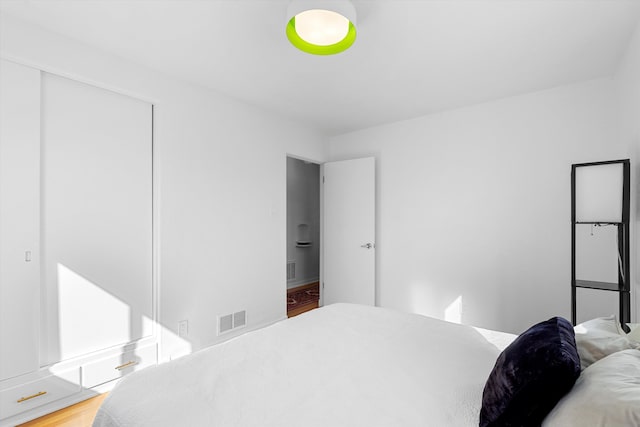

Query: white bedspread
left=93, top=304, right=515, bottom=427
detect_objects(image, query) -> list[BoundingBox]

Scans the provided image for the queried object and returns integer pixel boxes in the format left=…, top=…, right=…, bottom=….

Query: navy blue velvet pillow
left=479, top=317, right=580, bottom=427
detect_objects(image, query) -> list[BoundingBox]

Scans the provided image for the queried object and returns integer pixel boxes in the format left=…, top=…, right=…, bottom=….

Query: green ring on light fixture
left=286, top=16, right=356, bottom=55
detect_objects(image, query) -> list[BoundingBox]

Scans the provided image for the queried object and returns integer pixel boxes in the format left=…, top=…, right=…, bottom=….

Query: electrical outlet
left=178, top=320, right=189, bottom=338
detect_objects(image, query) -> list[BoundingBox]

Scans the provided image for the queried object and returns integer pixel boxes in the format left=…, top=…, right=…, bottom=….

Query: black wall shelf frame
left=571, top=159, right=630, bottom=330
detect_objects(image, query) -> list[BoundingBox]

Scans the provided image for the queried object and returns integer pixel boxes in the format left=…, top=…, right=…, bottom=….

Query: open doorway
left=286, top=156, right=320, bottom=317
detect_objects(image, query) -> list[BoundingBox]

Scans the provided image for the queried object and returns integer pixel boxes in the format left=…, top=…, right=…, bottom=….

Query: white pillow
left=543, top=349, right=640, bottom=427
left=573, top=315, right=640, bottom=369
left=574, top=314, right=625, bottom=335
left=628, top=324, right=640, bottom=342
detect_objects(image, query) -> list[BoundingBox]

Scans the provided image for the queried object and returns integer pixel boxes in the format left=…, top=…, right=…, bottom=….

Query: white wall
left=3, top=10, right=638, bottom=354
left=614, top=19, right=640, bottom=325
left=0, top=14, right=327, bottom=361
left=328, top=78, right=628, bottom=334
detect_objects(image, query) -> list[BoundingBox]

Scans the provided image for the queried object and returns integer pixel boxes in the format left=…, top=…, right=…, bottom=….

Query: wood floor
left=287, top=281, right=320, bottom=317
left=287, top=299, right=318, bottom=317
left=18, top=394, right=107, bottom=427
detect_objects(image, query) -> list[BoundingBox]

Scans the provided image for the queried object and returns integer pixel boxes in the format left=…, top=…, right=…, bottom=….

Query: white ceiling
left=1, top=0, right=640, bottom=135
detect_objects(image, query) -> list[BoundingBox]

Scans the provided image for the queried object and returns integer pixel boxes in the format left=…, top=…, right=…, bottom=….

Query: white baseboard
left=287, top=277, right=319, bottom=289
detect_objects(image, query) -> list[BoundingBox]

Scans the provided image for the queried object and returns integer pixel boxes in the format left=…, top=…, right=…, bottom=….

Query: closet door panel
left=41, top=74, right=153, bottom=364
left=0, top=60, right=41, bottom=380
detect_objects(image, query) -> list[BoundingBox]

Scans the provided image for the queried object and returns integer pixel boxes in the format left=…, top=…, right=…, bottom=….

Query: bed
left=93, top=303, right=640, bottom=427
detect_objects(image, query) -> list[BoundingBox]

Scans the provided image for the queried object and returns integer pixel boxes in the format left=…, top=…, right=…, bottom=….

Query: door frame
left=285, top=154, right=377, bottom=310
left=285, top=154, right=324, bottom=308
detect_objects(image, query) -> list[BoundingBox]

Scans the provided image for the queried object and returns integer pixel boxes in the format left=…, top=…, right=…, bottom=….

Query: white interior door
left=323, top=157, right=375, bottom=306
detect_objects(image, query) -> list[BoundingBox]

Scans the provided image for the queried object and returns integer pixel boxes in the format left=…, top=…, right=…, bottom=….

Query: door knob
left=360, top=243, right=374, bottom=249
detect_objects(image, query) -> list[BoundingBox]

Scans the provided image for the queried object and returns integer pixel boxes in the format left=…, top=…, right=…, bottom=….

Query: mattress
left=93, top=303, right=516, bottom=427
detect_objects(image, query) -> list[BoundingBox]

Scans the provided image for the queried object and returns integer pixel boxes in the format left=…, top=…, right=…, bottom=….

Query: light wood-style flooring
left=18, top=394, right=107, bottom=427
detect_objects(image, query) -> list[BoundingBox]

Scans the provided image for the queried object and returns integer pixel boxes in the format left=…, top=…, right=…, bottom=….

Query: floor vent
left=287, top=260, right=296, bottom=280
left=218, top=310, right=247, bottom=335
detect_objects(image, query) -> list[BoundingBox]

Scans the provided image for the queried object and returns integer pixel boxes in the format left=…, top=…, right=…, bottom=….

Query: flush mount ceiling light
left=286, top=0, right=357, bottom=55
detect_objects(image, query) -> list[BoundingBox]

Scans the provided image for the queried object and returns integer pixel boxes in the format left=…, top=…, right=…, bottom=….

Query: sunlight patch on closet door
left=57, top=264, right=133, bottom=360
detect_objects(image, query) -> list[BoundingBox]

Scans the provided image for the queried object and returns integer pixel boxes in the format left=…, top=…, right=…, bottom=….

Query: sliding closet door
left=41, top=74, right=153, bottom=365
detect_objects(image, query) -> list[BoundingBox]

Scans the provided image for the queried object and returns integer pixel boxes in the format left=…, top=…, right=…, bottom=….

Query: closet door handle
left=17, top=391, right=47, bottom=403
left=115, top=361, right=138, bottom=370
left=360, top=243, right=374, bottom=249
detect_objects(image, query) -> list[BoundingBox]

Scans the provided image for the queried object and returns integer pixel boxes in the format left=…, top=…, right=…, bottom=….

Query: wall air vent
left=218, top=310, right=247, bottom=335
left=233, top=310, right=246, bottom=328
left=218, top=314, right=233, bottom=334
left=287, top=260, right=296, bottom=281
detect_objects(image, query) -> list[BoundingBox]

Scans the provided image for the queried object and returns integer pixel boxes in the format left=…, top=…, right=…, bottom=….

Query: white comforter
left=93, top=304, right=515, bottom=427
